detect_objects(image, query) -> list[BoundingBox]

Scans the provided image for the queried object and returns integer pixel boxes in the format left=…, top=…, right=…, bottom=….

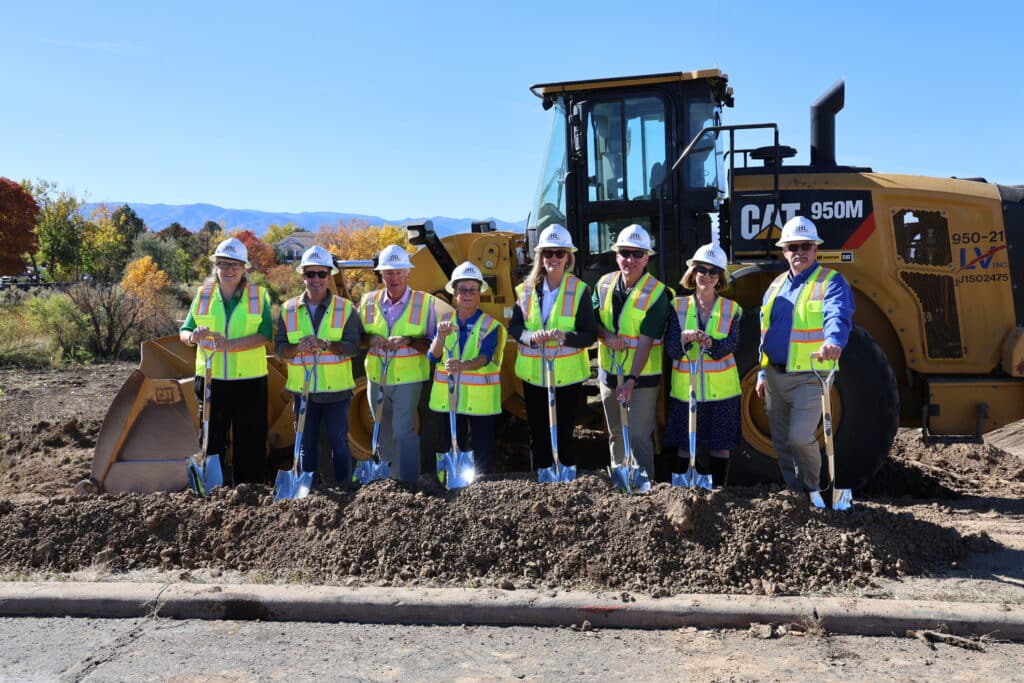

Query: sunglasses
left=784, top=242, right=815, bottom=253
left=694, top=265, right=721, bottom=276
left=303, top=270, right=331, bottom=279
left=215, top=261, right=243, bottom=270
left=617, top=249, right=646, bottom=260
left=541, top=249, right=567, bottom=259
left=455, top=287, right=480, bottom=295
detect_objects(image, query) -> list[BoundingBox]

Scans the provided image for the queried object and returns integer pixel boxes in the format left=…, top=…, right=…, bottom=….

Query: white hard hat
left=210, top=237, right=250, bottom=267
left=535, top=224, right=577, bottom=252
left=445, top=261, right=490, bottom=294
left=374, top=244, right=415, bottom=271
left=295, top=245, right=338, bottom=274
left=686, top=243, right=728, bottom=271
left=612, top=224, right=655, bottom=255
left=776, top=216, right=824, bottom=246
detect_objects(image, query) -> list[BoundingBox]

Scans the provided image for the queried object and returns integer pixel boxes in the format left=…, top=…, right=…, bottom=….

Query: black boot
left=709, top=456, right=731, bottom=488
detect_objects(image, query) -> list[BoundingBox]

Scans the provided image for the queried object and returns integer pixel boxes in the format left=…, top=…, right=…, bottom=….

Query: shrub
left=26, top=290, right=92, bottom=365
left=0, top=290, right=48, bottom=367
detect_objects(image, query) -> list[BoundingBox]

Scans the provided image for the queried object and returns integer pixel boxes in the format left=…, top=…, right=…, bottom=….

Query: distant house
left=275, top=232, right=318, bottom=262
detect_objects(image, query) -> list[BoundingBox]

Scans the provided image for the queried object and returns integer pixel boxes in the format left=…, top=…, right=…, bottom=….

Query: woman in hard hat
left=179, top=237, right=274, bottom=485
left=664, top=243, right=743, bottom=486
left=509, top=225, right=597, bottom=471
left=427, top=261, right=507, bottom=475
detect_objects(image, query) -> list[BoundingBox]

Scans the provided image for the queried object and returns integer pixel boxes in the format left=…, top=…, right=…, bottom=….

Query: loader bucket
left=88, top=369, right=196, bottom=493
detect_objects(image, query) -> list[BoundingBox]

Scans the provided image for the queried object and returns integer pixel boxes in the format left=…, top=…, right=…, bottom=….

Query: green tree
left=130, top=232, right=190, bottom=283
left=23, top=179, right=86, bottom=282
left=110, top=204, right=147, bottom=274
left=263, top=222, right=303, bottom=246
left=0, top=177, right=40, bottom=275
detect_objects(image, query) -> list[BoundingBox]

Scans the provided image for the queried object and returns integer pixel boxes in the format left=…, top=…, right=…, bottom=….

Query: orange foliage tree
left=121, top=255, right=171, bottom=297
left=0, top=177, right=41, bottom=275
left=316, top=220, right=413, bottom=301
left=231, top=229, right=276, bottom=274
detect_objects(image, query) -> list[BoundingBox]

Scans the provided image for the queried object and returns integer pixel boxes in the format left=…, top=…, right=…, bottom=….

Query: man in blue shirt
left=755, top=216, right=855, bottom=495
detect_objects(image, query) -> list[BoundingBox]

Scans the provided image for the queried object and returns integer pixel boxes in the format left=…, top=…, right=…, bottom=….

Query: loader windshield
left=531, top=100, right=569, bottom=230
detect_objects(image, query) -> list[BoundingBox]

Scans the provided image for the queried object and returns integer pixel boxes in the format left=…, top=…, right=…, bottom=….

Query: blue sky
left=3, top=1, right=1021, bottom=224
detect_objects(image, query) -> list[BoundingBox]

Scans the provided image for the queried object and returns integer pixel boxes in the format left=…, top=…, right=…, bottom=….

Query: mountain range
left=84, top=202, right=527, bottom=238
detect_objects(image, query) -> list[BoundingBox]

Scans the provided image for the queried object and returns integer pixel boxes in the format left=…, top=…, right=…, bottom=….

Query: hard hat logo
left=446, top=261, right=490, bottom=294
left=776, top=216, right=824, bottom=246
left=374, top=244, right=415, bottom=271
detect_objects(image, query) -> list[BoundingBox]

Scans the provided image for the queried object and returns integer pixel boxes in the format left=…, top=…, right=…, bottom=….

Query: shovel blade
left=610, top=464, right=651, bottom=494
left=187, top=453, right=223, bottom=497
left=832, top=488, right=854, bottom=511
left=672, top=466, right=712, bottom=490
left=537, top=463, right=577, bottom=484
left=808, top=491, right=827, bottom=509
left=436, top=450, right=475, bottom=490
left=353, top=458, right=391, bottom=485
left=273, top=468, right=314, bottom=501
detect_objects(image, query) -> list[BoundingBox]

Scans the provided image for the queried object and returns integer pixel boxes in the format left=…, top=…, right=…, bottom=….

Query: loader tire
left=734, top=309, right=898, bottom=489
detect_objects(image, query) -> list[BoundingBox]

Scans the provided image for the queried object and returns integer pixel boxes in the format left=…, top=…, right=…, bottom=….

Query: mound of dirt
left=0, top=475, right=979, bottom=596
left=0, top=417, right=99, bottom=499
left=864, top=430, right=1024, bottom=499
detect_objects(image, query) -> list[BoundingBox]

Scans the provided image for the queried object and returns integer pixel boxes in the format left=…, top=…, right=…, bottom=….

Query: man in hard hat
left=427, top=261, right=506, bottom=475
left=179, top=237, right=274, bottom=485
left=593, top=224, right=670, bottom=478
left=275, top=246, right=362, bottom=487
left=359, top=244, right=439, bottom=483
left=755, top=216, right=855, bottom=498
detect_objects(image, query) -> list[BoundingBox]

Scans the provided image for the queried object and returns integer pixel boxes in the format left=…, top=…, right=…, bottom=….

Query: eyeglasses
left=541, top=250, right=567, bottom=259
left=215, top=261, right=243, bottom=270
left=303, top=270, right=331, bottom=279
left=617, top=249, right=646, bottom=260
left=455, top=287, right=480, bottom=295
left=694, top=265, right=721, bottom=276
left=784, top=242, right=815, bottom=253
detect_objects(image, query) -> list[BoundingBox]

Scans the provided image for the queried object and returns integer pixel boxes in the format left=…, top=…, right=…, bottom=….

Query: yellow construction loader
left=85, top=69, right=1024, bottom=493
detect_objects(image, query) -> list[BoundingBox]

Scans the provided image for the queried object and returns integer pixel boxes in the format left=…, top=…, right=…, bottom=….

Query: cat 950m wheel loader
left=86, top=68, right=1024, bottom=493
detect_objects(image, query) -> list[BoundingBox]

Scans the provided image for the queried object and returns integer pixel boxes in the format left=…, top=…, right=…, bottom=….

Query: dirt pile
left=0, top=474, right=979, bottom=596
left=0, top=417, right=98, bottom=499
left=864, top=430, right=1024, bottom=499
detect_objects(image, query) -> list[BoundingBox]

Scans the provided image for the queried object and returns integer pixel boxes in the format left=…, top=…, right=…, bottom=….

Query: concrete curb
left=0, top=582, right=1021, bottom=640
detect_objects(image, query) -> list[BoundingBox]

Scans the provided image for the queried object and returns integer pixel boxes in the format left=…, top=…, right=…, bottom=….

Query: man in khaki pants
left=755, top=216, right=855, bottom=501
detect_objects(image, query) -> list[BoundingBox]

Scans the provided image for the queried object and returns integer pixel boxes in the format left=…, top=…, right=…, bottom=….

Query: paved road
left=3, top=617, right=1021, bottom=681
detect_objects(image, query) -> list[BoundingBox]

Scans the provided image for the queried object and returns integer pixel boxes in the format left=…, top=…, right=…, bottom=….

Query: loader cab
left=528, top=70, right=733, bottom=288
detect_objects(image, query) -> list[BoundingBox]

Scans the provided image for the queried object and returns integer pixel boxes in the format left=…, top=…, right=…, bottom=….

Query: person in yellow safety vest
left=593, top=224, right=670, bottom=478
left=509, top=224, right=597, bottom=470
left=179, top=237, right=273, bottom=485
left=664, top=243, right=743, bottom=486
left=274, top=246, right=362, bottom=488
left=427, top=262, right=506, bottom=475
left=359, top=244, right=439, bottom=483
left=755, top=216, right=855, bottom=496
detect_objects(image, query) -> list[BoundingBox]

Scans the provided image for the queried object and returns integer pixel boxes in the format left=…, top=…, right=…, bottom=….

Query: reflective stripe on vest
left=191, top=280, right=268, bottom=380
left=429, top=312, right=506, bottom=415
left=669, top=295, right=742, bottom=401
left=759, top=264, right=840, bottom=372
left=283, top=294, right=356, bottom=393
left=360, top=288, right=433, bottom=385
left=513, top=274, right=590, bottom=387
left=597, top=271, right=665, bottom=377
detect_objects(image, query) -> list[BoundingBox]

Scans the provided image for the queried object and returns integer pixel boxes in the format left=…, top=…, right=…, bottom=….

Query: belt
left=769, top=363, right=788, bottom=373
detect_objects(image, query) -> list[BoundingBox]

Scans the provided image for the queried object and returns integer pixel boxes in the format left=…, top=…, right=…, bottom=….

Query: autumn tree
left=111, top=204, right=147, bottom=273
left=317, top=220, right=413, bottom=301
left=231, top=229, right=275, bottom=274
left=0, top=177, right=40, bottom=275
left=263, top=222, right=303, bottom=246
left=121, top=256, right=178, bottom=344
left=121, top=255, right=171, bottom=297
left=23, top=179, right=86, bottom=281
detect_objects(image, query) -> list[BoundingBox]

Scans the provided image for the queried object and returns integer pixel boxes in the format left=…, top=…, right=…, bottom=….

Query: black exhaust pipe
left=811, top=79, right=844, bottom=167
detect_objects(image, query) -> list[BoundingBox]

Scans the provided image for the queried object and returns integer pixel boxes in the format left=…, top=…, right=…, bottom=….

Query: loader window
left=531, top=101, right=569, bottom=230
left=586, top=97, right=667, bottom=202
left=686, top=102, right=725, bottom=193
left=585, top=218, right=655, bottom=267
left=893, top=209, right=952, bottom=266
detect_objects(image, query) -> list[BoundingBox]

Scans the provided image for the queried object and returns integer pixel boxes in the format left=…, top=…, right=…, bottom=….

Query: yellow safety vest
left=282, top=294, right=356, bottom=393
left=760, top=264, right=840, bottom=372
left=514, top=274, right=590, bottom=387
left=429, top=312, right=506, bottom=415
left=669, top=295, right=743, bottom=401
left=360, top=288, right=435, bottom=385
left=190, top=280, right=268, bottom=379
left=596, top=271, right=665, bottom=377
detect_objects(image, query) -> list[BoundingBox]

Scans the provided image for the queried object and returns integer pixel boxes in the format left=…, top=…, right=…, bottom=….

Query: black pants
left=195, top=375, right=268, bottom=485
left=523, top=381, right=582, bottom=469
left=453, top=413, right=496, bottom=475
